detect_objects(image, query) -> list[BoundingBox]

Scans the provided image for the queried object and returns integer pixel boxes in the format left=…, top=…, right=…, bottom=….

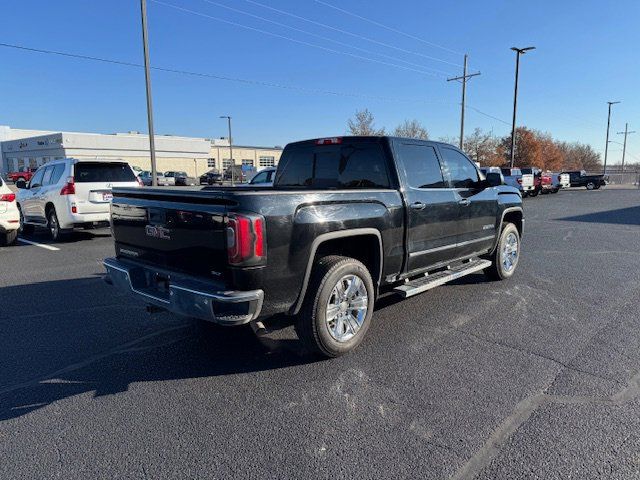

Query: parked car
left=104, top=136, right=523, bottom=358
left=541, top=172, right=570, bottom=194
left=0, top=176, right=20, bottom=245
left=163, top=171, right=182, bottom=186
left=560, top=170, right=607, bottom=190
left=500, top=167, right=534, bottom=196
left=241, top=167, right=277, bottom=187
left=479, top=166, right=504, bottom=185
left=199, top=171, right=223, bottom=185
left=16, top=159, right=141, bottom=241
left=139, top=170, right=169, bottom=186
left=174, top=171, right=197, bottom=186
left=6, top=167, right=38, bottom=184
left=520, top=167, right=542, bottom=197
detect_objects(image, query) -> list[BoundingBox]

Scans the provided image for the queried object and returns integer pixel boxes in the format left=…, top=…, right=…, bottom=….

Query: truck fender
left=290, top=228, right=383, bottom=315
left=491, top=206, right=524, bottom=253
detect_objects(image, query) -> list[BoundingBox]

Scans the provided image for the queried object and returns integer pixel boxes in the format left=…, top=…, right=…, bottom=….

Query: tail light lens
left=60, top=176, right=75, bottom=195
left=316, top=137, right=342, bottom=145
left=0, top=193, right=16, bottom=202
left=517, top=178, right=522, bottom=184
left=226, top=214, right=266, bottom=265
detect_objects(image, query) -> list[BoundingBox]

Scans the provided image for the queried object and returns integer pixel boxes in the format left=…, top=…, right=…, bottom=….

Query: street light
left=509, top=46, right=536, bottom=168
left=220, top=116, right=234, bottom=186
left=603, top=101, right=621, bottom=174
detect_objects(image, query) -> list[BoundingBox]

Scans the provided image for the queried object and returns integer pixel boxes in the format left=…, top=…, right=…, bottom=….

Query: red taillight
left=60, top=176, right=75, bottom=195
left=315, top=137, right=342, bottom=145
left=0, top=193, right=16, bottom=202
left=226, top=214, right=266, bottom=265
left=517, top=178, right=522, bottom=184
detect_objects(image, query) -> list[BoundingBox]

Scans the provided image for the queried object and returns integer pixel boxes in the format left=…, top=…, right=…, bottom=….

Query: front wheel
left=295, top=255, right=374, bottom=358
left=484, top=222, right=520, bottom=281
left=586, top=182, right=595, bottom=190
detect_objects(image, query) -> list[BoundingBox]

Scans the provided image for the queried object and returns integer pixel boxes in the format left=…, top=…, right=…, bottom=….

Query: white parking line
left=17, top=238, right=60, bottom=251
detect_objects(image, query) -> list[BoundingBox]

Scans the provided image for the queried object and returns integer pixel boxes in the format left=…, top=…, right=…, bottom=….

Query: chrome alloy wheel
left=502, top=231, right=519, bottom=272
left=325, top=274, right=369, bottom=343
left=49, top=212, right=59, bottom=238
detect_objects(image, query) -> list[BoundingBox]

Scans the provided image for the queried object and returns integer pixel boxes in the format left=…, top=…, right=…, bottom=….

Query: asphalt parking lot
left=1, top=188, right=639, bottom=479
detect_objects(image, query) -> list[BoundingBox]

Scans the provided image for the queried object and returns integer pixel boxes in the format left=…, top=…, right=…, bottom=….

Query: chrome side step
left=393, top=258, right=492, bottom=298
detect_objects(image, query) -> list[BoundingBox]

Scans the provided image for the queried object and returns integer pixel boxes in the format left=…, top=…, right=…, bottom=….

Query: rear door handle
left=410, top=201, right=426, bottom=210
left=458, top=198, right=471, bottom=206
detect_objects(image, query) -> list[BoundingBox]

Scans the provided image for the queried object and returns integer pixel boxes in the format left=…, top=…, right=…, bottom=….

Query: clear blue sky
left=1, top=0, right=638, bottom=160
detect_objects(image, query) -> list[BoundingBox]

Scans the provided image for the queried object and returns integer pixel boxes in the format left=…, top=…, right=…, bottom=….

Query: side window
left=251, top=171, right=268, bottom=184
left=50, top=164, right=66, bottom=185
left=29, top=167, right=46, bottom=188
left=396, top=143, right=445, bottom=189
left=41, top=165, right=55, bottom=185
left=440, top=148, right=479, bottom=189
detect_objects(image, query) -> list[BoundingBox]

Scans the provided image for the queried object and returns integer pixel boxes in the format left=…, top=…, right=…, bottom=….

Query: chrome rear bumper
left=103, top=257, right=263, bottom=325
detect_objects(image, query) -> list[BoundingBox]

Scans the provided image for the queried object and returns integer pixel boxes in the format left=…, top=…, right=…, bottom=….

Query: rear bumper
left=0, top=211, right=20, bottom=232
left=103, top=257, right=264, bottom=325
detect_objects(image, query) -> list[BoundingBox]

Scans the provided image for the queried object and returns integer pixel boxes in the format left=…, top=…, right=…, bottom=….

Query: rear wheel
left=529, top=189, right=539, bottom=197
left=295, top=255, right=374, bottom=358
left=47, top=207, right=70, bottom=241
left=586, top=181, right=595, bottom=190
left=1, top=229, right=18, bottom=246
left=484, top=222, right=520, bottom=281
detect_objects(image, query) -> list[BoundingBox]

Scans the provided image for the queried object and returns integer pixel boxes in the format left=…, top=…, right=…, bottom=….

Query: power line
left=151, top=0, right=445, bottom=78
left=242, top=0, right=463, bottom=68
left=0, top=42, right=450, bottom=104
left=198, top=0, right=453, bottom=76
left=466, top=105, right=511, bottom=126
left=313, top=0, right=463, bottom=56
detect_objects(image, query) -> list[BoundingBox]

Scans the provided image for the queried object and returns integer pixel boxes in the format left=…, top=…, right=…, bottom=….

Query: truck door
left=394, top=141, right=459, bottom=273
left=438, top=146, right=498, bottom=258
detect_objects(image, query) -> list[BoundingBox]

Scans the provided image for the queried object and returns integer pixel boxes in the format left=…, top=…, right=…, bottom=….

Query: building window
left=29, top=158, right=38, bottom=168
left=259, top=156, right=275, bottom=167
left=242, top=159, right=254, bottom=167
left=222, top=158, right=234, bottom=170
left=207, top=158, right=216, bottom=168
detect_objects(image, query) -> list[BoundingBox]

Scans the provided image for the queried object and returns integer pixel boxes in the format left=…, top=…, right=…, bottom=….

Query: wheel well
left=503, top=210, right=523, bottom=237
left=314, top=234, right=382, bottom=285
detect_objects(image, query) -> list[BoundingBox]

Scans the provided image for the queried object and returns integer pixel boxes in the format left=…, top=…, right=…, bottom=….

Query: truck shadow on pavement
left=0, top=277, right=315, bottom=422
left=557, top=205, right=640, bottom=226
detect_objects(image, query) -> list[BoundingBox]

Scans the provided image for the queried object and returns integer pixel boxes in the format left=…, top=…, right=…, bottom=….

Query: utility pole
left=616, top=123, right=634, bottom=173
left=603, top=101, right=620, bottom=174
left=447, top=54, right=480, bottom=150
left=220, top=116, right=234, bottom=186
left=140, top=0, right=158, bottom=186
left=509, top=46, right=536, bottom=168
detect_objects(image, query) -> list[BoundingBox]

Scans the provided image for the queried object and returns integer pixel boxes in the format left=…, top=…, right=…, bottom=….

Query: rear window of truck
left=275, top=143, right=391, bottom=189
left=74, top=162, right=136, bottom=183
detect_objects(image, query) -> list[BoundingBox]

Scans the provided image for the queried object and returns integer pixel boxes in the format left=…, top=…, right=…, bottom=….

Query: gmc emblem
left=145, top=225, right=171, bottom=240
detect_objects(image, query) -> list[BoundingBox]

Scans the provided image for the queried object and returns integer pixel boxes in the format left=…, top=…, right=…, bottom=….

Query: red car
left=6, top=168, right=37, bottom=183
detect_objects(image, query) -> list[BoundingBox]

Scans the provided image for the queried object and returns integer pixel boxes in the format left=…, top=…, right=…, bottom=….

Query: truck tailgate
left=110, top=188, right=231, bottom=278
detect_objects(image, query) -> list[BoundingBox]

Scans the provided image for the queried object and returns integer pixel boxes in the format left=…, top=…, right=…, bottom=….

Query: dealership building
left=0, top=126, right=283, bottom=178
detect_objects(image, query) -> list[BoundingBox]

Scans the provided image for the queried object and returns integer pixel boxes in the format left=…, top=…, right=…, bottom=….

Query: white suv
left=0, top=176, right=20, bottom=245
left=16, top=159, right=141, bottom=241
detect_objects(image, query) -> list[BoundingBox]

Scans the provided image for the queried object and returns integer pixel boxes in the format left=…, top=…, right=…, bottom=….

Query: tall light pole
left=447, top=54, right=481, bottom=150
left=140, top=0, right=158, bottom=186
left=616, top=122, right=634, bottom=173
left=509, top=46, right=535, bottom=168
left=220, top=116, right=234, bottom=186
left=603, top=101, right=620, bottom=174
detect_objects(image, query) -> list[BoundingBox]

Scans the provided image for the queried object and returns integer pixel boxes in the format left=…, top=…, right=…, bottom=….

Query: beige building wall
left=207, top=146, right=283, bottom=173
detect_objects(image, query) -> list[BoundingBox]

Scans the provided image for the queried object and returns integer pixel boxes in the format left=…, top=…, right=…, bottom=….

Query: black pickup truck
left=104, top=136, right=523, bottom=357
left=561, top=170, right=607, bottom=190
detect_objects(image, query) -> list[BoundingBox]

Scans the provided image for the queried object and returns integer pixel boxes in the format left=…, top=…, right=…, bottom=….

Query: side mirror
left=16, top=180, right=27, bottom=189
left=485, top=172, right=503, bottom=187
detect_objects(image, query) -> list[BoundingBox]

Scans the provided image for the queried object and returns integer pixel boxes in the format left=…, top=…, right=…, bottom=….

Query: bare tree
left=347, top=108, right=385, bottom=135
left=394, top=119, right=429, bottom=139
left=463, top=128, right=500, bottom=165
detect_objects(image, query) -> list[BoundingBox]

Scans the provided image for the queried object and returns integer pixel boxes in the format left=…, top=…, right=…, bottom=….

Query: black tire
left=1, top=229, right=18, bottom=246
left=17, top=205, right=34, bottom=235
left=522, top=192, right=528, bottom=198
left=47, top=207, right=70, bottom=241
left=594, top=184, right=601, bottom=190
left=295, top=255, right=374, bottom=358
left=484, top=222, right=520, bottom=281
left=551, top=188, right=559, bottom=194
left=529, top=189, right=539, bottom=197
left=16, top=177, right=26, bottom=183
left=586, top=182, right=595, bottom=190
